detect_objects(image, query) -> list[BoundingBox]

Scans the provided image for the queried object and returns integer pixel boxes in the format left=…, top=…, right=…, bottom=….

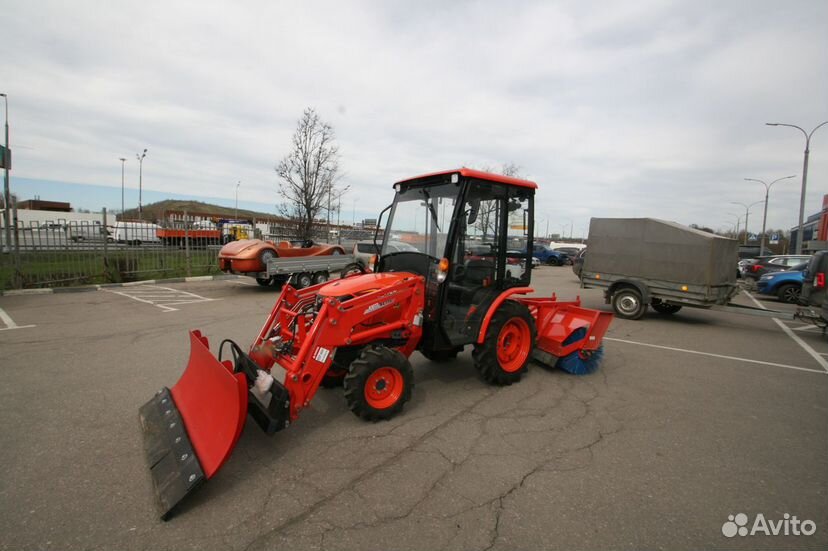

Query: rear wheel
left=255, top=277, right=273, bottom=287
left=344, top=346, right=413, bottom=421
left=546, top=256, right=561, bottom=266
left=312, top=271, right=330, bottom=285
left=777, top=283, right=801, bottom=304
left=611, top=287, right=647, bottom=320
left=651, top=300, right=682, bottom=315
left=473, top=301, right=536, bottom=385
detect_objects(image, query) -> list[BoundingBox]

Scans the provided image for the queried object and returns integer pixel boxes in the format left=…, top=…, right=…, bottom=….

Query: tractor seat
left=448, top=258, right=494, bottom=305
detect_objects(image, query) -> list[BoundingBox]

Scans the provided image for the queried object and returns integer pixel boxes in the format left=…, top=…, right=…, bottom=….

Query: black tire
left=546, top=256, right=561, bottom=266
left=255, top=277, right=273, bottom=287
left=341, top=263, right=366, bottom=278
left=344, top=345, right=413, bottom=421
left=777, top=283, right=801, bottom=304
left=651, top=300, right=682, bottom=315
left=420, top=347, right=463, bottom=362
left=472, top=300, right=536, bottom=385
left=312, top=271, right=330, bottom=285
left=293, top=272, right=313, bottom=289
left=611, top=287, right=647, bottom=320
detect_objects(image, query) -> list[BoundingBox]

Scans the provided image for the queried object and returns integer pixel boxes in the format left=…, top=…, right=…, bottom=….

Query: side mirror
left=467, top=199, right=480, bottom=225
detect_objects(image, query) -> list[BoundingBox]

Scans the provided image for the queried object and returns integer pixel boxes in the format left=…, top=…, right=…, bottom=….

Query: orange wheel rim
left=364, top=367, right=403, bottom=409
left=497, top=318, right=531, bottom=372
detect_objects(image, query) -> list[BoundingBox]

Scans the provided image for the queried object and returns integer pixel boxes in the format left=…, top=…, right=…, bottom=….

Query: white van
left=114, top=221, right=161, bottom=245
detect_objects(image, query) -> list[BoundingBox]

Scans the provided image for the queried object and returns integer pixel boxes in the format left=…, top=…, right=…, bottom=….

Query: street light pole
left=766, top=121, right=828, bottom=253
left=744, top=175, right=796, bottom=256
left=119, top=158, right=127, bottom=218
left=136, top=149, right=147, bottom=219
left=235, top=181, right=241, bottom=219
left=730, top=200, right=764, bottom=245
left=1, top=93, right=10, bottom=253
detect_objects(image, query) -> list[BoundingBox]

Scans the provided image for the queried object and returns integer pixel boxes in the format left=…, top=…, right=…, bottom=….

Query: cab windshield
left=382, top=182, right=460, bottom=260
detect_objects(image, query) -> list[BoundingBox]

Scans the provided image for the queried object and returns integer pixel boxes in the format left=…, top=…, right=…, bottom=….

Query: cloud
left=3, top=0, right=827, bottom=234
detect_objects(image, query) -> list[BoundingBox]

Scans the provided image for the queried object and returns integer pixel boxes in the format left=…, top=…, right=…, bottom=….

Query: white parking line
left=605, top=337, right=828, bottom=375
left=104, top=285, right=218, bottom=312
left=742, top=291, right=828, bottom=374
left=0, top=307, right=36, bottom=331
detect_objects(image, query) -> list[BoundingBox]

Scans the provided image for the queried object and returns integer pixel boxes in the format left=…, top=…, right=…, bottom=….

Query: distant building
left=18, top=199, right=71, bottom=212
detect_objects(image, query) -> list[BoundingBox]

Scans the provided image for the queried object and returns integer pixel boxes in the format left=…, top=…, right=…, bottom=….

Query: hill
left=120, top=200, right=283, bottom=222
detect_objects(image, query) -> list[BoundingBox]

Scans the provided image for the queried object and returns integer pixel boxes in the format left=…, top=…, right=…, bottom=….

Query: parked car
left=756, top=262, right=808, bottom=303
left=530, top=243, right=568, bottom=266
left=553, top=247, right=581, bottom=265
left=744, top=255, right=811, bottom=280
left=219, top=239, right=346, bottom=281
left=572, top=247, right=587, bottom=278
left=353, top=240, right=418, bottom=268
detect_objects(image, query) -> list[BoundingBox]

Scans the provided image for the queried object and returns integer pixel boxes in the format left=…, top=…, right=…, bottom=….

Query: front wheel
left=611, top=288, right=647, bottom=320
left=344, top=346, right=413, bottom=421
left=472, top=300, right=536, bottom=385
left=546, top=256, right=561, bottom=266
left=293, top=272, right=313, bottom=289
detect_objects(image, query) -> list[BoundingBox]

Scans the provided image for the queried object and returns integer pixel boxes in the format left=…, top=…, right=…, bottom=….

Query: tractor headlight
left=436, top=257, right=450, bottom=283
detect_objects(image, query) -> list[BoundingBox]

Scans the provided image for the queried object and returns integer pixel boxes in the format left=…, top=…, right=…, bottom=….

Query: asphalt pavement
left=0, top=267, right=826, bottom=550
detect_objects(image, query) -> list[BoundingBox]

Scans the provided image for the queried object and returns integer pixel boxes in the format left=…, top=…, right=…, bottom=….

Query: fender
left=476, top=287, right=534, bottom=343
left=607, top=279, right=651, bottom=304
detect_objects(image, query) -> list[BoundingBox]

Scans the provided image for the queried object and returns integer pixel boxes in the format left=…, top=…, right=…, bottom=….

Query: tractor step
left=138, top=387, right=205, bottom=520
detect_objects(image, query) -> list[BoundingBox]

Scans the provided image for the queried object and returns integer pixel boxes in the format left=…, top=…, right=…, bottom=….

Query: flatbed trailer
left=255, top=254, right=361, bottom=288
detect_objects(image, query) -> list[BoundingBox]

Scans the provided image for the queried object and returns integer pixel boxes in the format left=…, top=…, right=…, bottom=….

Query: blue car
left=530, top=244, right=568, bottom=266
left=756, top=262, right=808, bottom=303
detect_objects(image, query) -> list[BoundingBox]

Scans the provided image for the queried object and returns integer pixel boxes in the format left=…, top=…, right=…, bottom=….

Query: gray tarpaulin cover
left=584, top=218, right=738, bottom=286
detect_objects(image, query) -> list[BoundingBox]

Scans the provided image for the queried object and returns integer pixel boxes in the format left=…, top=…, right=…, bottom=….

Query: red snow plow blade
left=139, top=330, right=248, bottom=520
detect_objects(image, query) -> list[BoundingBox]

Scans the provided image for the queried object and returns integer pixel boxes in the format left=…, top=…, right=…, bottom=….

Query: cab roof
left=395, top=168, right=538, bottom=190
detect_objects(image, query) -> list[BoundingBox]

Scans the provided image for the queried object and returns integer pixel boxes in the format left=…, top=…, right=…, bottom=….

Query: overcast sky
left=4, top=0, right=827, bottom=236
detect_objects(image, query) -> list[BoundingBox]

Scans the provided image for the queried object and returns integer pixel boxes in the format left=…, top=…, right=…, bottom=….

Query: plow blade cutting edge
left=139, top=330, right=248, bottom=520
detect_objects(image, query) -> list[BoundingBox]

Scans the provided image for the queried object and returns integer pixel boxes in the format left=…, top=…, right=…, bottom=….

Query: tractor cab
left=378, top=169, right=535, bottom=350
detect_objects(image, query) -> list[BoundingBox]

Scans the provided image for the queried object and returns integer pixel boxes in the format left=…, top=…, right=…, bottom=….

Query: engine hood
left=318, top=272, right=415, bottom=298
left=219, top=239, right=263, bottom=256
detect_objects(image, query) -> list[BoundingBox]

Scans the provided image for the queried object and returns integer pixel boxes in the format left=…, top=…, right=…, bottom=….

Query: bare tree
left=473, top=163, right=523, bottom=237
left=276, top=108, right=342, bottom=240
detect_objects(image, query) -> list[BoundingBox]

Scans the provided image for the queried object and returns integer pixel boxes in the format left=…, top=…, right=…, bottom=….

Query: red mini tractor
left=139, top=168, right=613, bottom=519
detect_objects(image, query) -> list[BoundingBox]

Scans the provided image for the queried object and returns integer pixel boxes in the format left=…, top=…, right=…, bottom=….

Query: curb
left=1, top=274, right=241, bottom=296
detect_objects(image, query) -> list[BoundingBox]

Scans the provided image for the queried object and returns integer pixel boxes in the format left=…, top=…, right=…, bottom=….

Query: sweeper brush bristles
left=556, top=345, right=605, bottom=375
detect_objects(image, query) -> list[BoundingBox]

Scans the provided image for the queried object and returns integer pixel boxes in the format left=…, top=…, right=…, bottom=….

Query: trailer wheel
left=344, top=346, right=413, bottom=421
left=293, top=272, right=313, bottom=289
left=651, top=300, right=682, bottom=315
left=255, top=277, right=273, bottom=287
left=612, top=288, right=647, bottom=320
left=473, top=301, right=536, bottom=385
left=777, top=283, right=801, bottom=304
left=312, top=271, right=330, bottom=285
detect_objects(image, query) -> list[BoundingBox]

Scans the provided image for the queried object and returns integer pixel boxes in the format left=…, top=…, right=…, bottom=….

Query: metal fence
left=0, top=210, right=385, bottom=290
left=0, top=210, right=224, bottom=290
